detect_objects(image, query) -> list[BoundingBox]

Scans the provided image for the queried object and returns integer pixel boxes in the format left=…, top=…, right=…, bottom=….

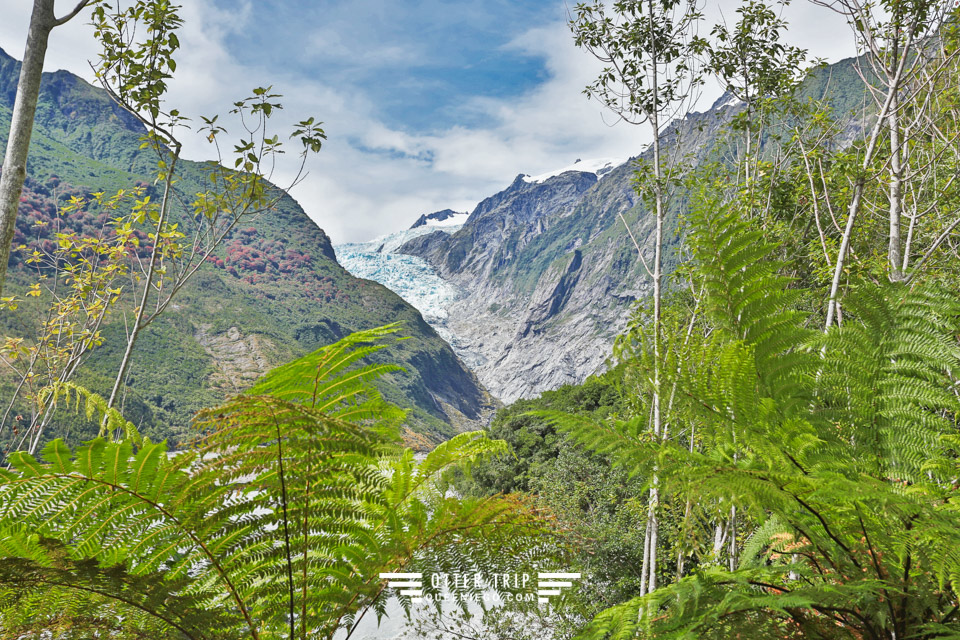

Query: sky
left=0, top=0, right=856, bottom=242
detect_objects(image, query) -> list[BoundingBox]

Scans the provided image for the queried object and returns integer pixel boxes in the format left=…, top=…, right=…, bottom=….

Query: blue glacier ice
left=333, top=216, right=467, bottom=335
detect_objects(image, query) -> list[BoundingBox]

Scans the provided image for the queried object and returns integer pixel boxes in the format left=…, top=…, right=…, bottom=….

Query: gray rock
left=398, top=57, right=870, bottom=403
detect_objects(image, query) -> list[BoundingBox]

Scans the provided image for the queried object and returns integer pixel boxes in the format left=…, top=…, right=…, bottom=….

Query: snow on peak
left=715, top=94, right=744, bottom=110
left=424, top=212, right=469, bottom=228
left=522, top=157, right=626, bottom=185
left=410, top=209, right=469, bottom=229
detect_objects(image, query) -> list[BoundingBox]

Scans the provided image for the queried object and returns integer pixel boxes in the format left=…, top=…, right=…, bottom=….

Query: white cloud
left=1, top=1, right=856, bottom=243
left=307, top=28, right=425, bottom=67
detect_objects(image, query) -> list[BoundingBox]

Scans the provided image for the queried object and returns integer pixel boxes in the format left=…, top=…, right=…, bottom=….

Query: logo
left=537, top=572, right=581, bottom=603
left=379, top=572, right=424, bottom=603
left=377, top=570, right=582, bottom=604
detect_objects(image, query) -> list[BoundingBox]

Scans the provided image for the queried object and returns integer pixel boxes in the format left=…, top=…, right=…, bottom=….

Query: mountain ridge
left=397, top=56, right=870, bottom=402
left=410, top=209, right=467, bottom=229
left=0, top=45, right=496, bottom=446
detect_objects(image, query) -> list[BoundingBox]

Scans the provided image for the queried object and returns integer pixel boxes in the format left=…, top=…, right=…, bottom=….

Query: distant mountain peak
left=710, top=92, right=745, bottom=111
left=521, top=157, right=627, bottom=185
left=410, top=209, right=469, bottom=229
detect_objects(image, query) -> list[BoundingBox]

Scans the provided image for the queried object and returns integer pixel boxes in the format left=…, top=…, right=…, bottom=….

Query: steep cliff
left=399, top=58, right=869, bottom=402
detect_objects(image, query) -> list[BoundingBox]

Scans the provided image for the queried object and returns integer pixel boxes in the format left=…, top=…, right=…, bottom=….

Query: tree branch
left=53, top=0, right=91, bottom=27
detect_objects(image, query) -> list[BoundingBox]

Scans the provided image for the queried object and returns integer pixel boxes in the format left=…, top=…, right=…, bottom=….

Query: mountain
left=521, top=157, right=623, bottom=184
left=410, top=209, right=468, bottom=229
left=397, top=162, right=648, bottom=402
left=396, top=59, right=870, bottom=402
left=0, top=46, right=496, bottom=447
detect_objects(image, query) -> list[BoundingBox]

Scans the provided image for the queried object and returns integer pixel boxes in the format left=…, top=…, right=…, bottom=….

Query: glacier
left=333, top=218, right=466, bottom=337
left=332, top=158, right=630, bottom=372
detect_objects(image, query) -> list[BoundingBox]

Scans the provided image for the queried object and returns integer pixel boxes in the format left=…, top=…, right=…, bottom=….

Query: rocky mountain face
left=398, top=59, right=868, bottom=402
left=398, top=162, right=650, bottom=402
left=397, top=169, right=626, bottom=401
left=0, top=46, right=496, bottom=446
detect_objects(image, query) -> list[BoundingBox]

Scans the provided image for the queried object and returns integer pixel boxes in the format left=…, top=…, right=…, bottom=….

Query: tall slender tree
left=571, top=0, right=704, bottom=597
left=0, top=0, right=93, bottom=297
left=0, top=2, right=326, bottom=453
left=88, top=1, right=325, bottom=425
left=815, top=0, right=950, bottom=326
left=707, top=0, right=805, bottom=195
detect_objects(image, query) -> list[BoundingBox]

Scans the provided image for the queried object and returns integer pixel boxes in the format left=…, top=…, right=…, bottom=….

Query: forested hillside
left=0, top=46, right=495, bottom=447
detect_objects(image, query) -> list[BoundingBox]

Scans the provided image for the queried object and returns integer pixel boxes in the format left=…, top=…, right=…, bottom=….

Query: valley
left=0, top=46, right=496, bottom=447
left=3, top=0, right=960, bottom=636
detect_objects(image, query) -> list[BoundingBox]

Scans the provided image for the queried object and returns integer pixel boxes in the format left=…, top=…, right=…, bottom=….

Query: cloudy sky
left=1, top=0, right=855, bottom=242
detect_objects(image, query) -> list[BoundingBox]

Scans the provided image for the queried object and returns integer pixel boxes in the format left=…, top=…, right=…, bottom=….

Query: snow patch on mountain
left=411, top=209, right=468, bottom=228
left=346, top=214, right=467, bottom=256
left=710, top=92, right=744, bottom=110
left=522, top=157, right=626, bottom=184
left=426, top=212, right=469, bottom=228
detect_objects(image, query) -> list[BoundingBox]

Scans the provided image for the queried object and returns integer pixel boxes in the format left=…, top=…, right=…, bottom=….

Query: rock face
left=398, top=58, right=869, bottom=403
left=399, top=165, right=649, bottom=403
left=195, top=325, right=274, bottom=393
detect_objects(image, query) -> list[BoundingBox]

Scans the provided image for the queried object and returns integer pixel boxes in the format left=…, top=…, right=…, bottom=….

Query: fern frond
left=38, top=382, right=143, bottom=445
left=560, top=193, right=960, bottom=638
left=246, top=323, right=407, bottom=419
left=0, top=326, right=556, bottom=639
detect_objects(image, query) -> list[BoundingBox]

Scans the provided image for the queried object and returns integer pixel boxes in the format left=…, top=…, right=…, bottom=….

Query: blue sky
left=1, top=0, right=854, bottom=242
left=213, top=0, right=561, bottom=133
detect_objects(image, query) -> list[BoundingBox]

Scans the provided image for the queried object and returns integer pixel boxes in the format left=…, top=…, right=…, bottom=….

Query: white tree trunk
left=0, top=0, right=56, bottom=296
left=727, top=505, right=738, bottom=571
left=887, top=95, right=904, bottom=281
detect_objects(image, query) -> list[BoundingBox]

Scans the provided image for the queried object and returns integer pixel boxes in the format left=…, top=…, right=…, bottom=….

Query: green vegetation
left=543, top=192, right=960, bottom=640
left=457, top=367, right=653, bottom=631
left=0, top=41, right=490, bottom=447
left=3, top=0, right=960, bottom=638
left=460, top=365, right=626, bottom=495
left=0, top=327, right=551, bottom=639
left=452, top=2, right=960, bottom=638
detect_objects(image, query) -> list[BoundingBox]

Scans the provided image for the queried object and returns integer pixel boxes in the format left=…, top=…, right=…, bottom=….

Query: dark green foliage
left=457, top=366, right=647, bottom=633
left=462, top=365, right=626, bottom=495
left=0, top=548, right=230, bottom=639
left=0, top=327, right=552, bottom=639
left=542, top=197, right=960, bottom=639
left=531, top=445, right=647, bottom=609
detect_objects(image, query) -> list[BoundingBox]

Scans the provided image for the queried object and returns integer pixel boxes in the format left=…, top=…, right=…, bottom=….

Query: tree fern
left=36, top=382, right=145, bottom=446
left=0, top=326, right=553, bottom=639
left=0, top=539, right=234, bottom=640
left=544, top=192, right=960, bottom=638
left=244, top=323, right=407, bottom=424
left=812, top=283, right=960, bottom=482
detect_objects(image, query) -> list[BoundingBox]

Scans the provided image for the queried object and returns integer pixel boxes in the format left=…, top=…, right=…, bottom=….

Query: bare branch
left=53, top=0, right=91, bottom=27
